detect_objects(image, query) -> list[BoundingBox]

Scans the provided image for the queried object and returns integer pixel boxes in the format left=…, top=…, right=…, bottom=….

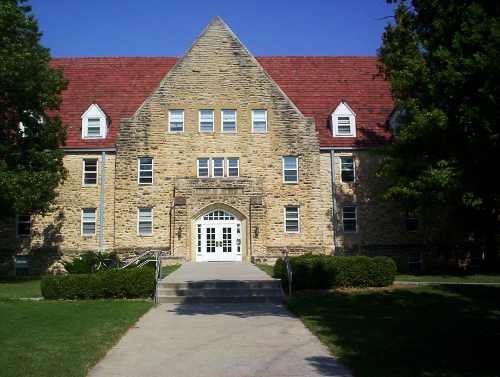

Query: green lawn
left=396, top=273, right=500, bottom=284
left=0, top=278, right=41, bottom=298
left=0, top=299, right=152, bottom=377
left=255, top=263, right=274, bottom=277
left=161, top=264, right=181, bottom=277
left=287, top=285, right=500, bottom=377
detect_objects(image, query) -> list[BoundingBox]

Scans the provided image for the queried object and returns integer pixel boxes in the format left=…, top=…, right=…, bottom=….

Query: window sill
left=283, top=181, right=299, bottom=185
left=138, top=183, right=153, bottom=186
left=82, top=184, right=98, bottom=188
left=138, top=233, right=153, bottom=237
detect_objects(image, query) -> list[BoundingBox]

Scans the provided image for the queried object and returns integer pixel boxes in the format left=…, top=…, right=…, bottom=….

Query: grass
left=396, top=273, right=500, bottom=284
left=0, top=299, right=152, bottom=377
left=0, top=278, right=41, bottom=298
left=255, top=263, right=274, bottom=277
left=287, top=285, right=500, bottom=377
left=161, top=264, right=181, bottom=277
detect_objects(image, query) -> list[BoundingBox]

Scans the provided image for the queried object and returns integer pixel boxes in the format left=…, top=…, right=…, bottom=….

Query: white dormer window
left=331, top=101, right=356, bottom=137
left=81, top=104, right=107, bottom=139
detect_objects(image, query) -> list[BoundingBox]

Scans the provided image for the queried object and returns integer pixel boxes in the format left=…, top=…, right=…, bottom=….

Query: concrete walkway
left=88, top=263, right=351, bottom=377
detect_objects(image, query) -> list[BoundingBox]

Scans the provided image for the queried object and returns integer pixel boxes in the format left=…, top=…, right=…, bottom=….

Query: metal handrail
left=283, top=250, right=293, bottom=296
left=121, top=249, right=163, bottom=304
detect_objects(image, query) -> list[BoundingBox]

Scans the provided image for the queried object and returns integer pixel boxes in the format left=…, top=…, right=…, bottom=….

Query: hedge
left=41, top=267, right=155, bottom=299
left=273, top=254, right=396, bottom=291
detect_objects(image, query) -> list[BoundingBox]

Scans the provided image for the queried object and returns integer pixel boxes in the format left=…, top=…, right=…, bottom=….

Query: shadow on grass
left=287, top=285, right=500, bottom=377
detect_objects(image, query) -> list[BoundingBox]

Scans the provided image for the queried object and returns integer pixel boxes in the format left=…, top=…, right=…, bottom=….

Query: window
left=221, top=110, right=237, bottom=132
left=406, top=212, right=419, bottom=231
left=82, top=104, right=106, bottom=139
left=197, top=158, right=209, bottom=177
left=284, top=207, right=300, bottom=233
left=252, top=109, right=267, bottom=133
left=341, top=157, right=355, bottom=182
left=81, top=208, right=96, bottom=236
left=331, top=101, right=356, bottom=137
left=83, top=159, right=98, bottom=185
left=199, top=110, right=214, bottom=133
left=138, top=208, right=153, bottom=235
left=16, top=214, right=31, bottom=236
left=138, top=157, right=153, bottom=185
left=227, top=158, right=239, bottom=177
left=283, top=156, right=298, bottom=183
left=343, top=206, right=357, bottom=232
left=212, top=158, right=224, bottom=177
left=169, top=110, right=184, bottom=132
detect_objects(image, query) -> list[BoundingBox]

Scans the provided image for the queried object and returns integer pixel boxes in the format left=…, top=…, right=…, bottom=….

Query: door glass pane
left=222, top=227, right=232, bottom=253
left=206, top=227, right=216, bottom=253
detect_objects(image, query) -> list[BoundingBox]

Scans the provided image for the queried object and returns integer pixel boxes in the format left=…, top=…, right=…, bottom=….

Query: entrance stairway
left=157, top=262, right=283, bottom=304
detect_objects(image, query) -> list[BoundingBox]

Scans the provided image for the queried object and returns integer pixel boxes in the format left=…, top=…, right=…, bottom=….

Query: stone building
left=0, top=18, right=425, bottom=274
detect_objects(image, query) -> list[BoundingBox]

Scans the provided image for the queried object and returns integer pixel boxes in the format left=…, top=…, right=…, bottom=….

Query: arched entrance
left=195, top=209, right=243, bottom=262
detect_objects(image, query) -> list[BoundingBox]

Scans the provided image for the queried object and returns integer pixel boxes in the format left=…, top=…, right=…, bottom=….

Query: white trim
left=199, top=109, right=214, bottom=133
left=282, top=156, right=299, bottom=184
left=251, top=109, right=268, bottom=133
left=340, top=156, right=355, bottom=183
left=227, top=158, right=239, bottom=177
left=342, top=206, right=358, bottom=233
left=211, top=158, right=225, bottom=177
left=81, top=208, right=97, bottom=236
left=15, top=214, right=31, bottom=237
left=82, top=158, right=98, bottom=187
left=137, top=207, right=154, bottom=235
left=284, top=206, right=300, bottom=233
left=221, top=109, right=237, bottom=133
left=331, top=101, right=356, bottom=137
left=197, top=158, right=209, bottom=178
left=137, top=157, right=154, bottom=185
left=168, top=109, right=184, bottom=133
left=81, top=104, right=107, bottom=139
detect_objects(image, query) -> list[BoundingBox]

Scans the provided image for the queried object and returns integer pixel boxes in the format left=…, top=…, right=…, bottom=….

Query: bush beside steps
left=274, top=254, right=397, bottom=291
left=41, top=267, right=155, bottom=299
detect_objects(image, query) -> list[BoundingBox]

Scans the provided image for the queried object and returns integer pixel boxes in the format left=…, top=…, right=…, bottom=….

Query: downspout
left=330, top=149, right=338, bottom=254
left=99, top=151, right=106, bottom=252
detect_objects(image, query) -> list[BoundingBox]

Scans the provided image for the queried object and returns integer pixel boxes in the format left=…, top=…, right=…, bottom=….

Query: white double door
left=197, top=223, right=242, bottom=262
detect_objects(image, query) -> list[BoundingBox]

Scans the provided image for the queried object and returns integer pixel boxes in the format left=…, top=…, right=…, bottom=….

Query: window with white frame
left=199, top=110, right=214, bottom=133
left=138, top=157, right=153, bottom=185
left=284, top=207, right=300, bottom=233
left=252, top=109, right=267, bottom=133
left=16, top=214, right=31, bottom=236
left=83, top=159, right=98, bottom=185
left=212, top=158, right=224, bottom=177
left=283, top=156, right=298, bottom=183
left=227, top=158, right=239, bottom=177
left=221, top=110, right=237, bottom=132
left=81, top=104, right=107, bottom=139
left=340, top=157, right=355, bottom=182
left=197, top=158, right=209, bottom=177
left=343, top=206, right=357, bottom=232
left=331, top=101, right=356, bottom=137
left=168, top=110, right=184, bottom=132
left=138, top=207, right=153, bottom=235
left=81, top=208, right=96, bottom=236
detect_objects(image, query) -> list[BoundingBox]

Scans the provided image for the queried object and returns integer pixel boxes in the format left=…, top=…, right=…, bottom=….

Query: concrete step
left=159, top=280, right=281, bottom=290
left=157, top=295, right=283, bottom=304
left=158, top=287, right=282, bottom=297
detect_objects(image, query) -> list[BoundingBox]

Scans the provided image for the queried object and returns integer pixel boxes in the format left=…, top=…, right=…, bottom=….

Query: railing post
left=283, top=250, right=292, bottom=297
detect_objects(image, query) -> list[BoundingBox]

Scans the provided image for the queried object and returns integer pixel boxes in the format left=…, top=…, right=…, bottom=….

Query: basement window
left=138, top=207, right=153, bottom=235
left=81, top=208, right=96, bottom=236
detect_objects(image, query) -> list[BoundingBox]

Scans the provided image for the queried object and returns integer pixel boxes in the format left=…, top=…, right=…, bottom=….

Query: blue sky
left=30, top=0, right=397, bottom=57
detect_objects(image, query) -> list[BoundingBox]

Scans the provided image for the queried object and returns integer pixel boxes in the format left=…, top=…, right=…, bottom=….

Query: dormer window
left=331, top=101, right=356, bottom=137
left=81, top=104, right=107, bottom=139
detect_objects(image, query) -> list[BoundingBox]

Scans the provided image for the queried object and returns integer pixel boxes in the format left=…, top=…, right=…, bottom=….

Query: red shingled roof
left=50, top=56, right=393, bottom=149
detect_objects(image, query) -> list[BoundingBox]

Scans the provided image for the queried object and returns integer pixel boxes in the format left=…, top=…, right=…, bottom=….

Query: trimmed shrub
left=274, top=254, right=396, bottom=290
left=41, top=267, right=154, bottom=299
left=64, top=251, right=120, bottom=274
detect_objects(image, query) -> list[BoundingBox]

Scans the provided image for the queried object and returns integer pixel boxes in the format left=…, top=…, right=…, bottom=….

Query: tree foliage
left=0, top=0, right=67, bottom=217
left=378, top=1, right=499, bottom=260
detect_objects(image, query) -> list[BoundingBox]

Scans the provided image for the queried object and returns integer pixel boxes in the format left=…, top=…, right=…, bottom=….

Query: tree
left=378, top=0, right=500, bottom=266
left=0, top=0, right=67, bottom=218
